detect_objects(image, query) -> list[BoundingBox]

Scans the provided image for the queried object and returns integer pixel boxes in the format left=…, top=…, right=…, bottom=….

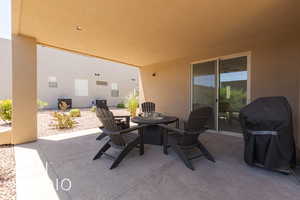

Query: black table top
left=131, top=116, right=178, bottom=125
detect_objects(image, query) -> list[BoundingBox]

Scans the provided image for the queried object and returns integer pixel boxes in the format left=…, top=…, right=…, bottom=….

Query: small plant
left=37, top=99, right=48, bottom=109
left=90, top=106, right=96, bottom=112
left=117, top=103, right=125, bottom=108
left=126, top=93, right=139, bottom=117
left=0, top=100, right=12, bottom=122
left=59, top=101, right=69, bottom=112
left=51, top=112, right=77, bottom=129
left=69, top=109, right=81, bottom=117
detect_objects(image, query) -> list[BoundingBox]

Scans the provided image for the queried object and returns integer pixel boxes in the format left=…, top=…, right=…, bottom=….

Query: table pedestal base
left=142, top=125, right=163, bottom=145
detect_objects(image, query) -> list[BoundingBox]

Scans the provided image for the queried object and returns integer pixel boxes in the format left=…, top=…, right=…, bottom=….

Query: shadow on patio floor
left=15, top=130, right=299, bottom=200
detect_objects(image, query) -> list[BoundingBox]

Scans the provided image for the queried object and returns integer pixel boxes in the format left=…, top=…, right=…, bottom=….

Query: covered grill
left=239, top=96, right=296, bottom=173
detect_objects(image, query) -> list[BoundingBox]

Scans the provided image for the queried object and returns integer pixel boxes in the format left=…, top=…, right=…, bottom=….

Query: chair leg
left=93, top=143, right=111, bottom=160
left=172, top=145, right=194, bottom=170
left=138, top=129, right=144, bottom=155
left=110, top=139, right=139, bottom=169
left=197, top=141, right=216, bottom=163
left=163, top=128, right=169, bottom=155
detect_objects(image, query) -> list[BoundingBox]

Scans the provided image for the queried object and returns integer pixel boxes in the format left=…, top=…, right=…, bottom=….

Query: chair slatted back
left=186, top=107, right=213, bottom=132
left=141, top=102, right=155, bottom=113
left=178, top=106, right=213, bottom=146
left=96, top=102, right=109, bottom=110
left=96, top=107, right=126, bottom=146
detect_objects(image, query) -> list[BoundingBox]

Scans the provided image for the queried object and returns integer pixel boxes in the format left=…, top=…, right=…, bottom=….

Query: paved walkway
left=15, top=130, right=299, bottom=200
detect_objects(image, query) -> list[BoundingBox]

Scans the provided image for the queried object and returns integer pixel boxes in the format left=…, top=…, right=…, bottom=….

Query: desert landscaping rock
left=38, top=108, right=130, bottom=137
left=0, top=108, right=130, bottom=200
left=0, top=145, right=16, bottom=200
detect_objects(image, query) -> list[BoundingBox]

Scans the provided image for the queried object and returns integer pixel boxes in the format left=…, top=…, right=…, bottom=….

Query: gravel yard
left=37, top=108, right=130, bottom=137
left=0, top=145, right=15, bottom=200
left=0, top=121, right=11, bottom=132
left=1, top=108, right=130, bottom=137
left=0, top=107, right=129, bottom=200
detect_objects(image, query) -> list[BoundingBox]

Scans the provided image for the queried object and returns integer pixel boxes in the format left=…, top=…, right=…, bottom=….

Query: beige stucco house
left=1, top=1, right=300, bottom=148
left=0, top=38, right=138, bottom=108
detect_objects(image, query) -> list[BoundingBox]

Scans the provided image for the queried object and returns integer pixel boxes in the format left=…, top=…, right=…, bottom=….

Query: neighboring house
left=0, top=38, right=12, bottom=100
left=0, top=38, right=139, bottom=108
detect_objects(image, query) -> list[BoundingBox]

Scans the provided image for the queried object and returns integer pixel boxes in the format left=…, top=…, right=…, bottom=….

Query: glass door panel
left=218, top=56, right=248, bottom=133
left=192, top=60, right=217, bottom=130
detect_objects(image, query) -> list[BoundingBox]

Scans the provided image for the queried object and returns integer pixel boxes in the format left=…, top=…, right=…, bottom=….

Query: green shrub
left=0, top=99, right=49, bottom=122
left=219, top=87, right=247, bottom=111
left=126, top=94, right=139, bottom=117
left=37, top=99, right=48, bottom=109
left=51, top=112, right=77, bottom=129
left=90, top=106, right=96, bottom=112
left=69, top=109, right=81, bottom=117
left=117, top=103, right=125, bottom=108
left=0, top=100, right=12, bottom=122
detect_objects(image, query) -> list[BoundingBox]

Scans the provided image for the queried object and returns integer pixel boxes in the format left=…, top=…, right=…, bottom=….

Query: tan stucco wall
left=139, top=36, right=300, bottom=146
left=0, top=130, right=12, bottom=145
left=11, top=35, right=37, bottom=144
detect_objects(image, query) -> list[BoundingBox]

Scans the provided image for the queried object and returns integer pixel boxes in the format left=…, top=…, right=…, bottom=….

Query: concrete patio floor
left=15, top=129, right=299, bottom=200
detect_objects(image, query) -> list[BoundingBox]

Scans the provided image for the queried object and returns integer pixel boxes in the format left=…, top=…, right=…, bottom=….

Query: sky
left=0, top=0, right=11, bottom=39
left=194, top=71, right=247, bottom=87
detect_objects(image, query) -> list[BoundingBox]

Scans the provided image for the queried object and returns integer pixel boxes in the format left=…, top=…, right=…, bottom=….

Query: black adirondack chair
left=93, top=107, right=146, bottom=169
left=95, top=103, right=130, bottom=141
left=141, top=102, right=155, bottom=113
left=159, top=107, right=215, bottom=170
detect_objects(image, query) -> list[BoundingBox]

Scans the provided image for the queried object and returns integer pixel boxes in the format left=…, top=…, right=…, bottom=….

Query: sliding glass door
left=218, top=56, right=248, bottom=133
left=191, top=60, right=217, bottom=130
left=191, top=54, right=249, bottom=133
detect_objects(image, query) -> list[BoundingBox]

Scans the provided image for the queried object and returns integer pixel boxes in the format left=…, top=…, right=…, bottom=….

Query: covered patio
left=1, top=0, right=300, bottom=199
left=15, top=130, right=299, bottom=200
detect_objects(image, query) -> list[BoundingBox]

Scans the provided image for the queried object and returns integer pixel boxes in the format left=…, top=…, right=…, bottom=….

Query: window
left=48, top=76, right=58, bottom=88
left=111, top=83, right=119, bottom=97
left=75, top=79, right=88, bottom=96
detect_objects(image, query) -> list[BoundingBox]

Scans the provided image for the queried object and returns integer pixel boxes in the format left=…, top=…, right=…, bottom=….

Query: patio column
left=11, top=35, right=37, bottom=144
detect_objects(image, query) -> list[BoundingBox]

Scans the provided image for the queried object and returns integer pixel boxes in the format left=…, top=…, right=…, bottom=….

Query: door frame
left=190, top=51, right=251, bottom=136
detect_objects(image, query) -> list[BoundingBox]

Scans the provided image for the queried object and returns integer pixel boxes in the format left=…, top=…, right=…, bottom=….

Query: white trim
left=215, top=59, right=219, bottom=131
left=190, top=57, right=219, bottom=65
left=189, top=63, right=193, bottom=112
left=219, top=51, right=251, bottom=60
left=246, top=52, right=252, bottom=103
left=190, top=51, right=251, bottom=65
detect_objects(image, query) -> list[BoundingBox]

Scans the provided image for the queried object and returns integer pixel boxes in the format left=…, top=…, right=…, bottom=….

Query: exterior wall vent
left=96, top=81, right=108, bottom=86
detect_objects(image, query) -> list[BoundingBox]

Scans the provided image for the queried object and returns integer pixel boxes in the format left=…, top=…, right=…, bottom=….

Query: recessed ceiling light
left=76, top=26, right=83, bottom=31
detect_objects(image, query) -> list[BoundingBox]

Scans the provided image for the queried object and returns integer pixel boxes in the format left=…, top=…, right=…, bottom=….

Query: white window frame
left=189, top=51, right=251, bottom=137
left=48, top=76, right=58, bottom=88
left=75, top=79, right=89, bottom=97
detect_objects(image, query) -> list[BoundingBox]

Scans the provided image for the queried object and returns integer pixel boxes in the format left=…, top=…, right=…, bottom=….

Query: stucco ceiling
left=13, top=0, right=300, bottom=66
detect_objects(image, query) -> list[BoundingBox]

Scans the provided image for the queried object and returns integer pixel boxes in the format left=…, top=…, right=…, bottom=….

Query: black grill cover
left=239, top=96, right=296, bottom=170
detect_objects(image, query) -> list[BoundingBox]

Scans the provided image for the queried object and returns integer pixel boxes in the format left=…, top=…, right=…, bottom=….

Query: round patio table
left=131, top=116, right=179, bottom=125
left=131, top=115, right=179, bottom=148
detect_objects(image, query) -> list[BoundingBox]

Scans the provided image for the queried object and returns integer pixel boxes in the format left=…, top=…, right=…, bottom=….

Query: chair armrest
left=114, top=115, right=130, bottom=119
left=158, top=124, right=206, bottom=135
left=104, top=124, right=148, bottom=135
left=119, top=124, right=148, bottom=134
left=158, top=124, right=186, bottom=135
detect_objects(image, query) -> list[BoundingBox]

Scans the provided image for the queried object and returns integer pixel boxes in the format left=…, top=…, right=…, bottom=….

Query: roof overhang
left=12, top=0, right=300, bottom=66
